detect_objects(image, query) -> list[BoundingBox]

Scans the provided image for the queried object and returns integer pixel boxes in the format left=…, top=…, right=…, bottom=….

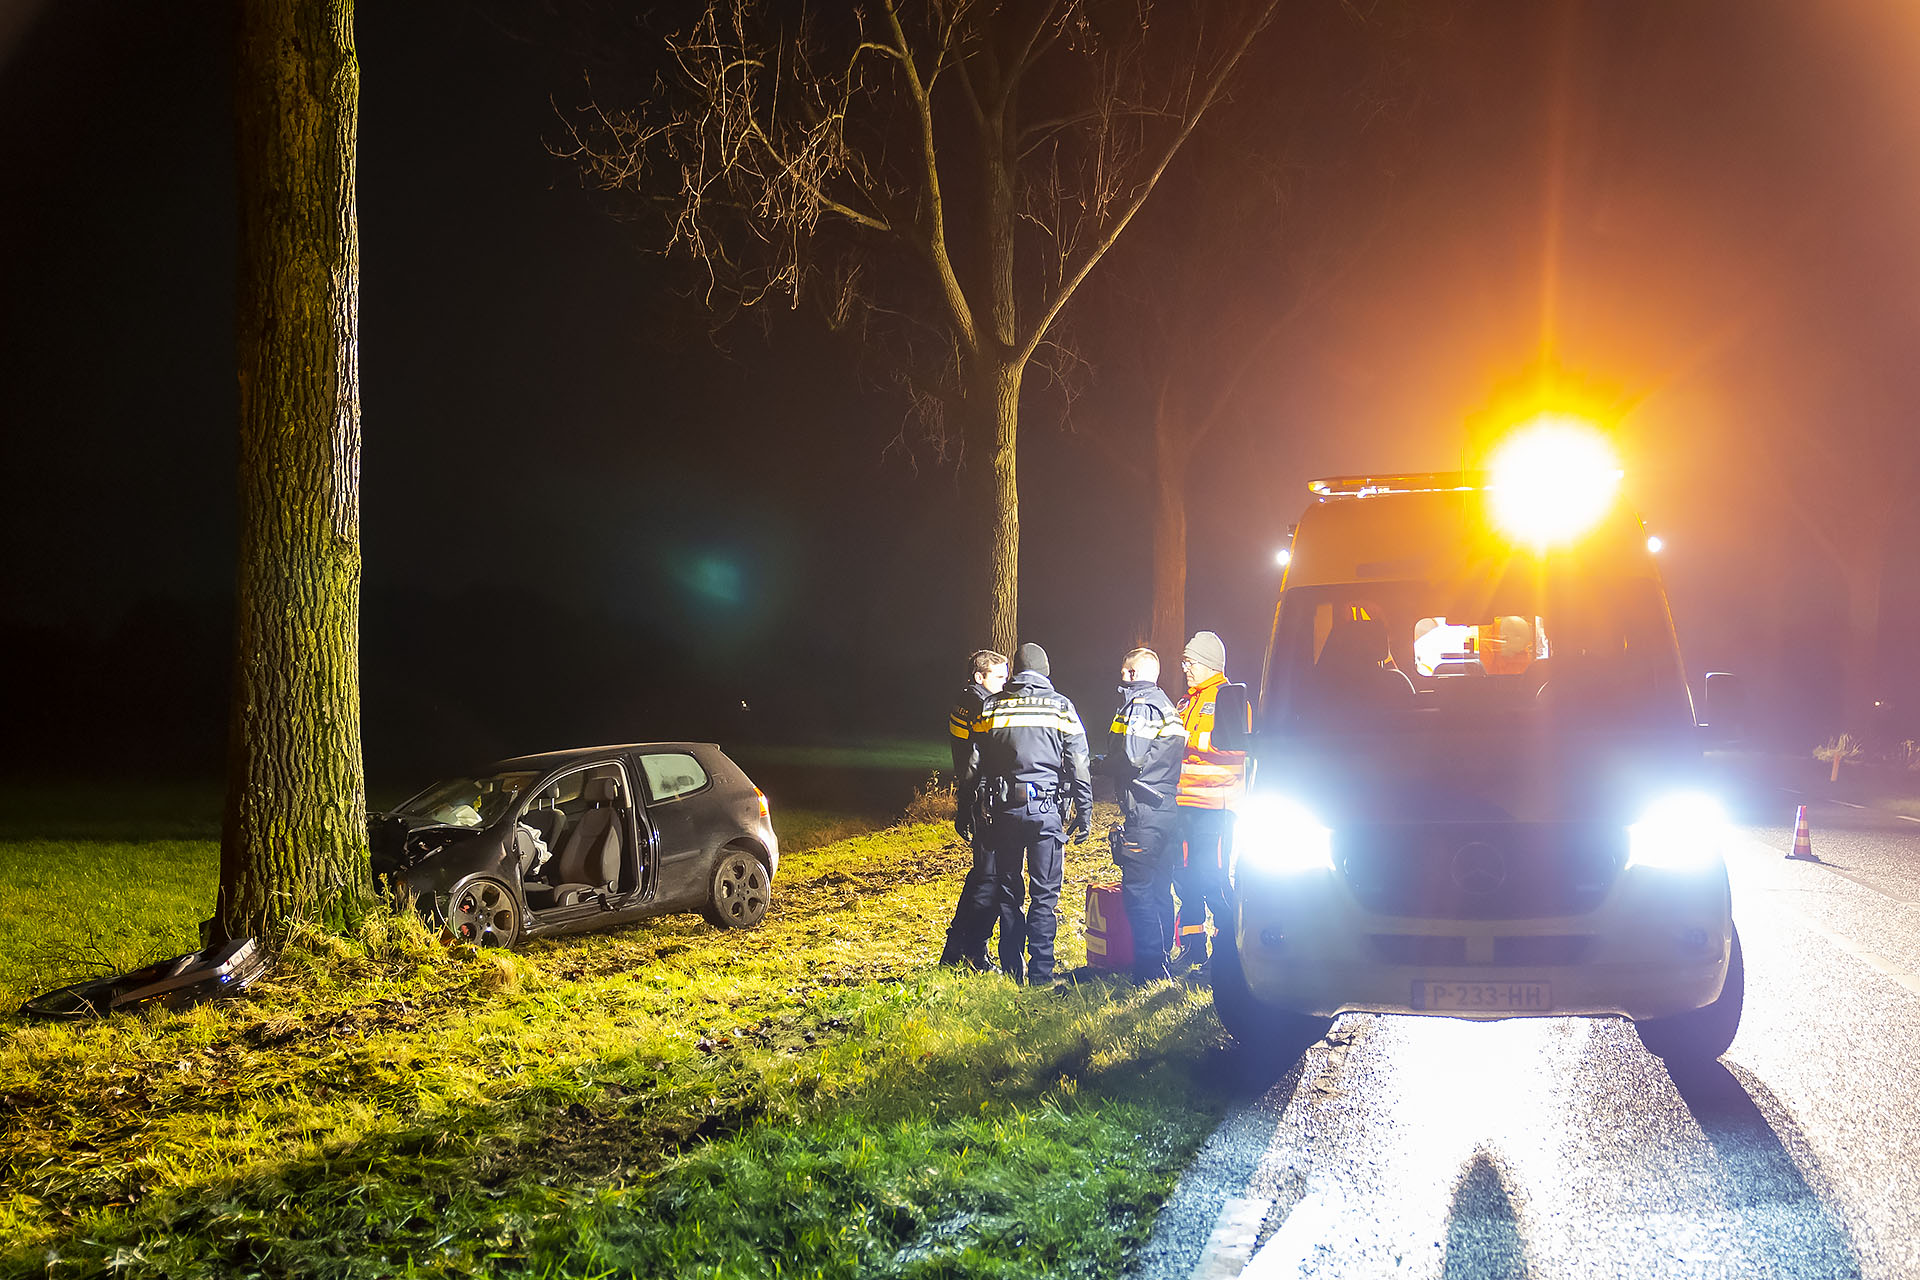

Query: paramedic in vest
left=940, top=648, right=1008, bottom=968
left=1104, top=646, right=1185, bottom=983
left=1174, top=630, right=1246, bottom=971
left=962, top=643, right=1091, bottom=984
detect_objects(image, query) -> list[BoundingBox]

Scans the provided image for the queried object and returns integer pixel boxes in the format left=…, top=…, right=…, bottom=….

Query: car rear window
left=642, top=753, right=709, bottom=801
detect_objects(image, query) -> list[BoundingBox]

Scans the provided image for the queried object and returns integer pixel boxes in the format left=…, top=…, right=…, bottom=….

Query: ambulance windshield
left=1259, top=573, right=1692, bottom=732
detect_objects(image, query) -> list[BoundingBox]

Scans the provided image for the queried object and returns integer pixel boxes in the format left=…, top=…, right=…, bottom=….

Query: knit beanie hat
left=1183, top=630, right=1226, bottom=673
left=1014, top=642, right=1050, bottom=677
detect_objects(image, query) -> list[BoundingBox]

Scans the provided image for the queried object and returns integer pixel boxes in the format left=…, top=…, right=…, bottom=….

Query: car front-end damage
left=369, top=812, right=523, bottom=941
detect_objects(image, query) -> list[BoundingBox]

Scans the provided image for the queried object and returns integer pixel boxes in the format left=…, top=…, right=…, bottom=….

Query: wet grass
left=0, top=806, right=1231, bottom=1278
left=0, top=840, right=218, bottom=1012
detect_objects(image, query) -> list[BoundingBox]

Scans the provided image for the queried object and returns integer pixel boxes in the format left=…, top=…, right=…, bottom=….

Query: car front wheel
left=1634, top=925, right=1744, bottom=1063
left=440, top=876, right=523, bottom=948
left=704, top=849, right=772, bottom=929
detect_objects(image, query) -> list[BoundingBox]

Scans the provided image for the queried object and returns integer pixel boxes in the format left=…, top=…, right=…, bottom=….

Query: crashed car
left=371, top=742, right=778, bottom=947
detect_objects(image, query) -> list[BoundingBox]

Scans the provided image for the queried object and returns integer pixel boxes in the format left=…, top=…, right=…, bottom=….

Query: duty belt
left=981, top=777, right=1058, bottom=805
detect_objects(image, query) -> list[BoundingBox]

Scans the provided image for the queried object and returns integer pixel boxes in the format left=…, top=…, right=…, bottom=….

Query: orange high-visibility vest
left=1177, top=672, right=1245, bottom=809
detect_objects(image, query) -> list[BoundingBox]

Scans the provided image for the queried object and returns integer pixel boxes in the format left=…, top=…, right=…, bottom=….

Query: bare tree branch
left=879, top=0, right=981, bottom=351
left=1015, top=0, right=1282, bottom=368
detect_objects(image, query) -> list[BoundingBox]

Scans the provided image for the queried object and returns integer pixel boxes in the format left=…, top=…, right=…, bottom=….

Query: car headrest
left=586, top=776, right=621, bottom=804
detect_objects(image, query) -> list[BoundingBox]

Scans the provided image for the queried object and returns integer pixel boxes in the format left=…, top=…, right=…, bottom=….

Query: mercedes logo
left=1450, top=841, right=1506, bottom=894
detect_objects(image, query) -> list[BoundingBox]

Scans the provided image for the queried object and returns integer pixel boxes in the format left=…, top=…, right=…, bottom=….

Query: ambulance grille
left=1334, top=822, right=1625, bottom=920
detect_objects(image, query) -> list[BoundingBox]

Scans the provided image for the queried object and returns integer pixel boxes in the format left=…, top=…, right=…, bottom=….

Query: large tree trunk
left=219, top=0, right=370, bottom=941
left=1150, top=389, right=1189, bottom=679
left=985, top=356, right=1023, bottom=658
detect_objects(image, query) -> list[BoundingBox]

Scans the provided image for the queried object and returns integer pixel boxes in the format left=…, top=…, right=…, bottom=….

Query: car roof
left=489, top=742, right=724, bottom=772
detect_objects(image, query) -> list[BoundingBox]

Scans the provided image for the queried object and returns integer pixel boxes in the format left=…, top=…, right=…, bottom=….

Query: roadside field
left=0, top=801, right=1231, bottom=1278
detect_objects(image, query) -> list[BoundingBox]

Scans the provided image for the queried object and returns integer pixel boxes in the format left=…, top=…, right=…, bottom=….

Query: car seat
left=518, top=799, right=565, bottom=874
left=528, top=777, right=624, bottom=908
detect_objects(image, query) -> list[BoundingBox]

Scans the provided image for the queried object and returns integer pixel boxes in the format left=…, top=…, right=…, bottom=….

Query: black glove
left=955, top=812, right=972, bottom=840
left=1066, top=809, right=1090, bottom=844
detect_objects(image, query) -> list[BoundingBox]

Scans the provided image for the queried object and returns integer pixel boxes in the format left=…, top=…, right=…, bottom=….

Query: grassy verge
left=0, top=809, right=1231, bottom=1278
left=0, top=840, right=219, bottom=1010
left=0, top=807, right=880, bottom=1013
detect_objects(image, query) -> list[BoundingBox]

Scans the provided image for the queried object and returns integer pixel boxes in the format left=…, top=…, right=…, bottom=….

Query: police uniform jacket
left=1107, top=679, right=1184, bottom=809
left=963, top=671, right=1092, bottom=815
left=948, top=681, right=989, bottom=778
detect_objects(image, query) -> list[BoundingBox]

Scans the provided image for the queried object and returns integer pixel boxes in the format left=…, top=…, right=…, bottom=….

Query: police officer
left=940, top=648, right=1008, bottom=968
left=961, top=643, right=1091, bottom=984
left=1104, top=646, right=1185, bottom=982
left=1174, top=630, right=1246, bottom=972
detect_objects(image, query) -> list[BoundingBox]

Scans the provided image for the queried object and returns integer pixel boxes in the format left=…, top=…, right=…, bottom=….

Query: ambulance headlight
left=1627, top=792, right=1727, bottom=872
left=1231, top=796, right=1334, bottom=880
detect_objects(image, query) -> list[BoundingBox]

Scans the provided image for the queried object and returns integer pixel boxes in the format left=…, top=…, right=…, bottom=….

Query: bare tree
left=219, top=0, right=371, bottom=940
left=560, top=0, right=1280, bottom=654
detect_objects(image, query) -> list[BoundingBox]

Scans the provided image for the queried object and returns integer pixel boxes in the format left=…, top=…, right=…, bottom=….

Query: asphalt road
left=1133, top=795, right=1920, bottom=1279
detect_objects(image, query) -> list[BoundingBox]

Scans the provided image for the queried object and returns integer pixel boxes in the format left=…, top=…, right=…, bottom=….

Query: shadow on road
left=1668, top=1059, right=1865, bottom=1279
left=1442, top=1152, right=1532, bottom=1280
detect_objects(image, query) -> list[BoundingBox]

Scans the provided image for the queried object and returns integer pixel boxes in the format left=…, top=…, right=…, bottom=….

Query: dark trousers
left=940, top=832, right=998, bottom=964
left=986, top=801, right=1066, bottom=983
left=1112, top=798, right=1179, bottom=979
left=1175, top=806, right=1234, bottom=957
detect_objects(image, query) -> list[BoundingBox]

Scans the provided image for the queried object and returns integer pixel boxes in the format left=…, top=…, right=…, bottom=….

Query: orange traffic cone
left=1786, top=804, right=1818, bottom=861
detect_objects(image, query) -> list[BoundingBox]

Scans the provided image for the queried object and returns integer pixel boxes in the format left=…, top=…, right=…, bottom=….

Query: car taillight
left=755, top=788, right=770, bottom=819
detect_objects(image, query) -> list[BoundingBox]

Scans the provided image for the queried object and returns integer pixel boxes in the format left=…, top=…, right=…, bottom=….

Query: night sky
left=4, top=1, right=1918, bottom=780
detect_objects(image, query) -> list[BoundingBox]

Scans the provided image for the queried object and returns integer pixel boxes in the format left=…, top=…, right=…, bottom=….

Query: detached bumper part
left=19, top=937, right=271, bottom=1020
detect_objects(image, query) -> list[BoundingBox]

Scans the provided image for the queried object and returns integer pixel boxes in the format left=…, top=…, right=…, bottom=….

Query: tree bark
left=219, top=0, right=370, bottom=941
left=985, top=356, right=1024, bottom=658
left=980, top=107, right=1021, bottom=659
left=1150, top=389, right=1189, bottom=677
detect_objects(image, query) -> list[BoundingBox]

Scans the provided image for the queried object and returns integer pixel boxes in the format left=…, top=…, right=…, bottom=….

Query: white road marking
left=1242, top=1182, right=1348, bottom=1278
left=1732, top=836, right=1920, bottom=996
left=1793, top=916, right=1920, bottom=998
left=1831, top=800, right=1866, bottom=809
left=1895, top=814, right=1920, bottom=824
left=1189, top=1197, right=1272, bottom=1279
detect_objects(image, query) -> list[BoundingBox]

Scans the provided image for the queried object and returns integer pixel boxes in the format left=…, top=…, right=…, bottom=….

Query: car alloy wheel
left=441, top=876, right=522, bottom=948
left=707, top=850, right=771, bottom=929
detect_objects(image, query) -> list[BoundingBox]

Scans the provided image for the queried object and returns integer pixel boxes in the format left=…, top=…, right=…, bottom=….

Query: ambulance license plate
left=1413, top=980, right=1552, bottom=1012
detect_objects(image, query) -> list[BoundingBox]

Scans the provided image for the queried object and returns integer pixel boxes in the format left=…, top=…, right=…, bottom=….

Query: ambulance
left=1211, top=421, right=1746, bottom=1064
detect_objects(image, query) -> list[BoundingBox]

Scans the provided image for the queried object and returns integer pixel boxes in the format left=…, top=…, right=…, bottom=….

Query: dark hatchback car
left=370, top=742, right=778, bottom=947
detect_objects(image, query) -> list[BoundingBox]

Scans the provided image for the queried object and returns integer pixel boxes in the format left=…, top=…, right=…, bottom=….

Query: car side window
left=525, top=761, right=630, bottom=821
left=642, top=752, right=708, bottom=802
